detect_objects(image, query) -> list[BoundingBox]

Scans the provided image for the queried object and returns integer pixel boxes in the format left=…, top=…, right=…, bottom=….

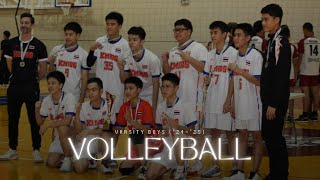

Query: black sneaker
left=295, top=113, right=309, bottom=122
left=248, top=172, right=259, bottom=179
left=309, top=111, right=318, bottom=121
left=263, top=174, right=271, bottom=180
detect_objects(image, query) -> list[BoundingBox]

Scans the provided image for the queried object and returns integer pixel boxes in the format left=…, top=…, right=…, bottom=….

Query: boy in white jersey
left=118, top=26, right=161, bottom=112
left=162, top=18, right=207, bottom=116
left=48, top=22, right=90, bottom=103
left=161, top=19, right=207, bottom=174
left=35, top=71, right=76, bottom=172
left=145, top=73, right=197, bottom=180
left=201, top=21, right=238, bottom=178
left=281, top=25, right=299, bottom=122
left=296, top=22, right=320, bottom=122
left=73, top=77, right=115, bottom=173
left=250, top=20, right=267, bottom=53
left=86, top=11, right=130, bottom=126
left=226, top=23, right=263, bottom=180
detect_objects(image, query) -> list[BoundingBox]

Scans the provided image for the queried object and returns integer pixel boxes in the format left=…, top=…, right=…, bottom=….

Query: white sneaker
left=187, top=160, right=203, bottom=175
left=0, top=149, right=18, bottom=160
left=59, top=158, right=72, bottom=172
left=33, top=150, right=43, bottom=163
left=174, top=166, right=186, bottom=180
left=101, top=163, right=113, bottom=174
left=201, top=165, right=221, bottom=178
left=223, top=171, right=245, bottom=180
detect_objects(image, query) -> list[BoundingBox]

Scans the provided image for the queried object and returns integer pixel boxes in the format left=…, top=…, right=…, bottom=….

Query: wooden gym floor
left=0, top=80, right=319, bottom=180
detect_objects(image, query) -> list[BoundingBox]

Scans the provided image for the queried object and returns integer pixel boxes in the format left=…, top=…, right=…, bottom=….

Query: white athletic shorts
left=235, top=119, right=262, bottom=131
left=204, top=113, right=235, bottom=131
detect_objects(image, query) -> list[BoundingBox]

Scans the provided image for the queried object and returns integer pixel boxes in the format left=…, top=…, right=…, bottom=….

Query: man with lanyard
left=260, top=4, right=291, bottom=180
left=0, top=13, right=47, bottom=162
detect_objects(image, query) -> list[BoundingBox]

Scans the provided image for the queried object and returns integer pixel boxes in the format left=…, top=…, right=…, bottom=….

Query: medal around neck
left=20, top=61, right=25, bottom=67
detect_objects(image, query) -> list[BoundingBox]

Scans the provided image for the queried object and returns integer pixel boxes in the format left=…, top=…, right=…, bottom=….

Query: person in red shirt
left=115, top=76, right=155, bottom=178
left=296, top=22, right=320, bottom=122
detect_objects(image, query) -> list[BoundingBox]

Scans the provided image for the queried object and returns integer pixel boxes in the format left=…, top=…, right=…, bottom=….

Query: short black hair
left=261, top=4, right=283, bottom=24
left=124, top=76, right=143, bottom=89
left=303, top=22, right=313, bottom=32
left=253, top=20, right=263, bottom=34
left=161, top=73, right=180, bottom=86
left=47, top=71, right=66, bottom=85
left=128, top=26, right=146, bottom=40
left=209, top=21, right=229, bottom=33
left=64, top=22, right=82, bottom=34
left=87, top=77, right=103, bottom=89
left=228, top=22, right=237, bottom=34
left=174, top=19, right=193, bottom=33
left=20, top=13, right=35, bottom=24
left=281, top=25, right=290, bottom=39
left=3, top=31, right=10, bottom=38
left=105, top=11, right=123, bottom=25
left=235, top=23, right=255, bottom=38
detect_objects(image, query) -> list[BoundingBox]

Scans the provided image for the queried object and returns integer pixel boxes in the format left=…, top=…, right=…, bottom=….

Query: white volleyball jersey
left=250, top=36, right=265, bottom=52
left=290, top=44, right=298, bottom=80
left=156, top=98, right=197, bottom=136
left=80, top=99, right=109, bottom=129
left=124, top=48, right=161, bottom=98
left=299, top=37, right=320, bottom=76
left=94, top=35, right=130, bottom=114
left=53, top=45, right=90, bottom=98
left=94, top=36, right=130, bottom=98
left=168, top=40, right=207, bottom=112
left=233, top=48, right=262, bottom=120
left=204, top=45, right=238, bottom=113
left=40, top=92, right=76, bottom=121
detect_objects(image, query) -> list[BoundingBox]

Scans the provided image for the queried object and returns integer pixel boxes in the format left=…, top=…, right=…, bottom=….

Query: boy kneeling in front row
left=146, top=73, right=197, bottom=180
left=35, top=71, right=76, bottom=172
left=72, top=77, right=116, bottom=173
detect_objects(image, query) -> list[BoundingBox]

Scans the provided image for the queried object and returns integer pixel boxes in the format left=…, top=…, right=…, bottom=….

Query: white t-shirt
left=52, top=45, right=90, bottom=99
left=124, top=48, right=161, bottom=99
left=233, top=48, right=263, bottom=120
left=168, top=40, right=207, bottom=112
left=40, top=92, right=76, bottom=121
left=204, top=45, right=238, bottom=113
left=80, top=99, right=109, bottom=129
left=156, top=98, right=197, bottom=136
left=299, top=37, right=320, bottom=76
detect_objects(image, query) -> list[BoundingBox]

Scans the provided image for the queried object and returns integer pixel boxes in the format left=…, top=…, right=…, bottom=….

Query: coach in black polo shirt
left=0, top=13, right=47, bottom=162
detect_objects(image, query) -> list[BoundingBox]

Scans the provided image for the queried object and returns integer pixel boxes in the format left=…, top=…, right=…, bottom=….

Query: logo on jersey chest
left=245, top=60, right=251, bottom=66
left=58, top=59, right=77, bottom=68
left=86, top=119, right=100, bottom=127
left=13, top=51, right=34, bottom=59
left=213, top=65, right=228, bottom=73
left=74, top=55, right=79, bottom=59
left=115, top=48, right=121, bottom=53
left=129, top=69, right=148, bottom=78
left=100, top=52, right=118, bottom=62
left=142, top=65, right=148, bottom=69
left=170, top=61, right=190, bottom=70
left=223, top=57, right=228, bottom=62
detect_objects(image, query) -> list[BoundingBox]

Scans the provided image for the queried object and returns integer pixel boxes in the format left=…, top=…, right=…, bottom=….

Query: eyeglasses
left=173, top=28, right=188, bottom=33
